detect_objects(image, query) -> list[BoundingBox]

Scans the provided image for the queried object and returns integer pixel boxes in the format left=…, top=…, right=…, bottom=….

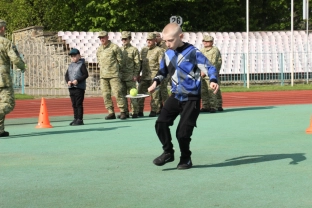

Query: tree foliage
left=0, top=0, right=310, bottom=34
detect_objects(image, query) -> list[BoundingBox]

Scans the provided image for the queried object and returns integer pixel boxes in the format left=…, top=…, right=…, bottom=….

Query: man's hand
left=72, top=80, right=78, bottom=85
left=210, top=82, right=219, bottom=94
left=201, top=71, right=206, bottom=78
left=148, top=81, right=158, bottom=93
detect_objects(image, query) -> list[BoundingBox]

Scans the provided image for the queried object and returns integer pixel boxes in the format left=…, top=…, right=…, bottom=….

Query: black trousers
left=69, top=88, right=85, bottom=120
left=155, top=95, right=200, bottom=159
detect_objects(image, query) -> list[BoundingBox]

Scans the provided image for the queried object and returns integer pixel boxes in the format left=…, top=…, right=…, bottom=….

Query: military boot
left=119, top=112, right=127, bottom=120
left=105, top=113, right=116, bottom=120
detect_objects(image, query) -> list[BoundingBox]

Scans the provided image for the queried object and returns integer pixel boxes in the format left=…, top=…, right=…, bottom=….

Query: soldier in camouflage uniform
left=120, top=31, right=140, bottom=118
left=200, top=35, right=223, bottom=113
left=138, top=32, right=164, bottom=117
left=0, top=20, right=25, bottom=137
left=96, top=31, right=127, bottom=120
left=154, top=31, right=169, bottom=114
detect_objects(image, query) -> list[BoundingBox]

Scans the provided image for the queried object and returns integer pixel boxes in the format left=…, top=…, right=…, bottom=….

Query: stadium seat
left=196, top=32, right=203, bottom=40
left=108, top=32, right=115, bottom=39
left=64, top=31, right=72, bottom=36
left=53, top=29, right=312, bottom=71
left=62, top=35, right=69, bottom=40
left=58, top=31, right=64, bottom=37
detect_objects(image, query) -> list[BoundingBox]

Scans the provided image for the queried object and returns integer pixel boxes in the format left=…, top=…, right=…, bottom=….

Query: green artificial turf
left=1, top=104, right=312, bottom=208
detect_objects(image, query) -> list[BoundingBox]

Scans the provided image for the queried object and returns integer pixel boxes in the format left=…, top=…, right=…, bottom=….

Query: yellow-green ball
left=130, top=88, right=138, bottom=96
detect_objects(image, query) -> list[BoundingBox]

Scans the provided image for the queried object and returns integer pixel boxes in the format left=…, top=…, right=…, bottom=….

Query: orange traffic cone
left=306, top=117, right=312, bottom=134
left=36, top=97, right=53, bottom=128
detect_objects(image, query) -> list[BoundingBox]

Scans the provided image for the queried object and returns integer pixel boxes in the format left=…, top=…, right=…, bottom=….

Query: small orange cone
left=306, top=117, right=312, bottom=134
left=36, top=97, right=53, bottom=128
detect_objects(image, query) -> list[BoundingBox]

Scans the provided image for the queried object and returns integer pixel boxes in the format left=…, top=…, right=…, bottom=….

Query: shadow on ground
left=220, top=106, right=275, bottom=113
left=6, top=116, right=154, bottom=126
left=6, top=126, right=131, bottom=138
left=162, top=153, right=306, bottom=171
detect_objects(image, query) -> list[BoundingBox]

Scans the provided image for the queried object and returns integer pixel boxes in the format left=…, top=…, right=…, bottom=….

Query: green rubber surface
left=1, top=105, right=312, bottom=208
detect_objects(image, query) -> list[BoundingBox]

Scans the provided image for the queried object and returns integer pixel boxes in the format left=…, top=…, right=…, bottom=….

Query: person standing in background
left=96, top=31, right=127, bottom=120
left=154, top=31, right=169, bottom=115
left=0, top=19, right=25, bottom=137
left=65, top=48, right=89, bottom=125
left=200, top=35, right=223, bottom=113
left=138, top=32, right=164, bottom=117
left=120, top=31, right=140, bottom=118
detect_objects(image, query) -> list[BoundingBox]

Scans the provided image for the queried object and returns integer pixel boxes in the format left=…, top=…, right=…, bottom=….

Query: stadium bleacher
left=57, top=31, right=312, bottom=74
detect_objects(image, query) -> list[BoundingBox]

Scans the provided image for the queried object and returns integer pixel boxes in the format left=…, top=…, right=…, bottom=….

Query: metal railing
left=220, top=52, right=312, bottom=85
left=13, top=41, right=312, bottom=96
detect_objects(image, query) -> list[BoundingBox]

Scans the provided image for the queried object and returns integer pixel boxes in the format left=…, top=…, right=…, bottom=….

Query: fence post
left=243, top=53, right=246, bottom=87
left=21, top=72, right=25, bottom=94
left=307, top=51, right=309, bottom=84
left=19, top=53, right=25, bottom=94
left=280, top=53, right=284, bottom=86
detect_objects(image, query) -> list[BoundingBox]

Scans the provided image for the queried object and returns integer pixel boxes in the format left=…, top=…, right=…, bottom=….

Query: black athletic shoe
left=72, top=119, right=84, bottom=125
left=69, top=119, right=77, bottom=126
left=177, top=158, right=192, bottom=170
left=153, top=152, right=175, bottom=166
left=132, top=114, right=138, bottom=118
left=0, top=131, right=9, bottom=138
left=138, top=112, right=144, bottom=117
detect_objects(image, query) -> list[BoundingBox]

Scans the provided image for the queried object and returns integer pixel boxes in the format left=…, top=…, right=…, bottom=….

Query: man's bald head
left=162, top=23, right=184, bottom=50
left=162, top=23, right=182, bottom=37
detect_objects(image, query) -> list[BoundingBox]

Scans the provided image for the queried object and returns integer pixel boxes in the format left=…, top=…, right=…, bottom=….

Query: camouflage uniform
left=120, top=31, right=140, bottom=116
left=138, top=33, right=164, bottom=114
left=0, top=20, right=25, bottom=136
left=200, top=35, right=222, bottom=111
left=96, top=31, right=126, bottom=115
left=154, top=31, right=169, bottom=112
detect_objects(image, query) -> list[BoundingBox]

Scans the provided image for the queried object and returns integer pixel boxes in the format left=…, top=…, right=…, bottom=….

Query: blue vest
left=67, top=59, right=86, bottom=90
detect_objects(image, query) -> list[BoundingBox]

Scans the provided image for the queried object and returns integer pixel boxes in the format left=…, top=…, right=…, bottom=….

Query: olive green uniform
left=96, top=40, right=126, bottom=114
left=156, top=40, right=169, bottom=112
left=120, top=42, right=140, bottom=115
left=200, top=46, right=222, bottom=109
left=0, top=33, right=25, bottom=134
left=138, top=45, right=164, bottom=113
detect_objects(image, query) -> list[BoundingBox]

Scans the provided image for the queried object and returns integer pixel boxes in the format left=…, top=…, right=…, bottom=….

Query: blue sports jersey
left=153, top=43, right=218, bottom=101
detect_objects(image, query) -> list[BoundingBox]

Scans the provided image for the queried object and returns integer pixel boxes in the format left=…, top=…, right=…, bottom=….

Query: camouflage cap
left=147, top=32, right=156, bottom=40
left=121, top=31, right=131, bottom=39
left=98, top=31, right=108, bottom=38
left=203, top=35, right=214, bottom=42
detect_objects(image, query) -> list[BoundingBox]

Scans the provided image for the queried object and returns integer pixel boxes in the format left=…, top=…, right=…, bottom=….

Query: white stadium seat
left=57, top=30, right=311, bottom=76
left=58, top=31, right=64, bottom=37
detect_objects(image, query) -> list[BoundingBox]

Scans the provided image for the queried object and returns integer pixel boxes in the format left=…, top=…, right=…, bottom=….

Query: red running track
left=7, top=90, right=312, bottom=119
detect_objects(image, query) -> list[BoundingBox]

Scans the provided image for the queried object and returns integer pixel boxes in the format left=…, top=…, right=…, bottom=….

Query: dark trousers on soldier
left=69, top=88, right=85, bottom=120
left=155, top=95, right=200, bottom=159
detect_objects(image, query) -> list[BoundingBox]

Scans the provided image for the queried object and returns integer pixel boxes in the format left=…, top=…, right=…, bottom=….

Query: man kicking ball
left=148, top=23, right=219, bottom=170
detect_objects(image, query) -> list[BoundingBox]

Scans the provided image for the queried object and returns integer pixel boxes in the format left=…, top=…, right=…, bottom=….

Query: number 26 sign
left=170, top=16, right=183, bottom=26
